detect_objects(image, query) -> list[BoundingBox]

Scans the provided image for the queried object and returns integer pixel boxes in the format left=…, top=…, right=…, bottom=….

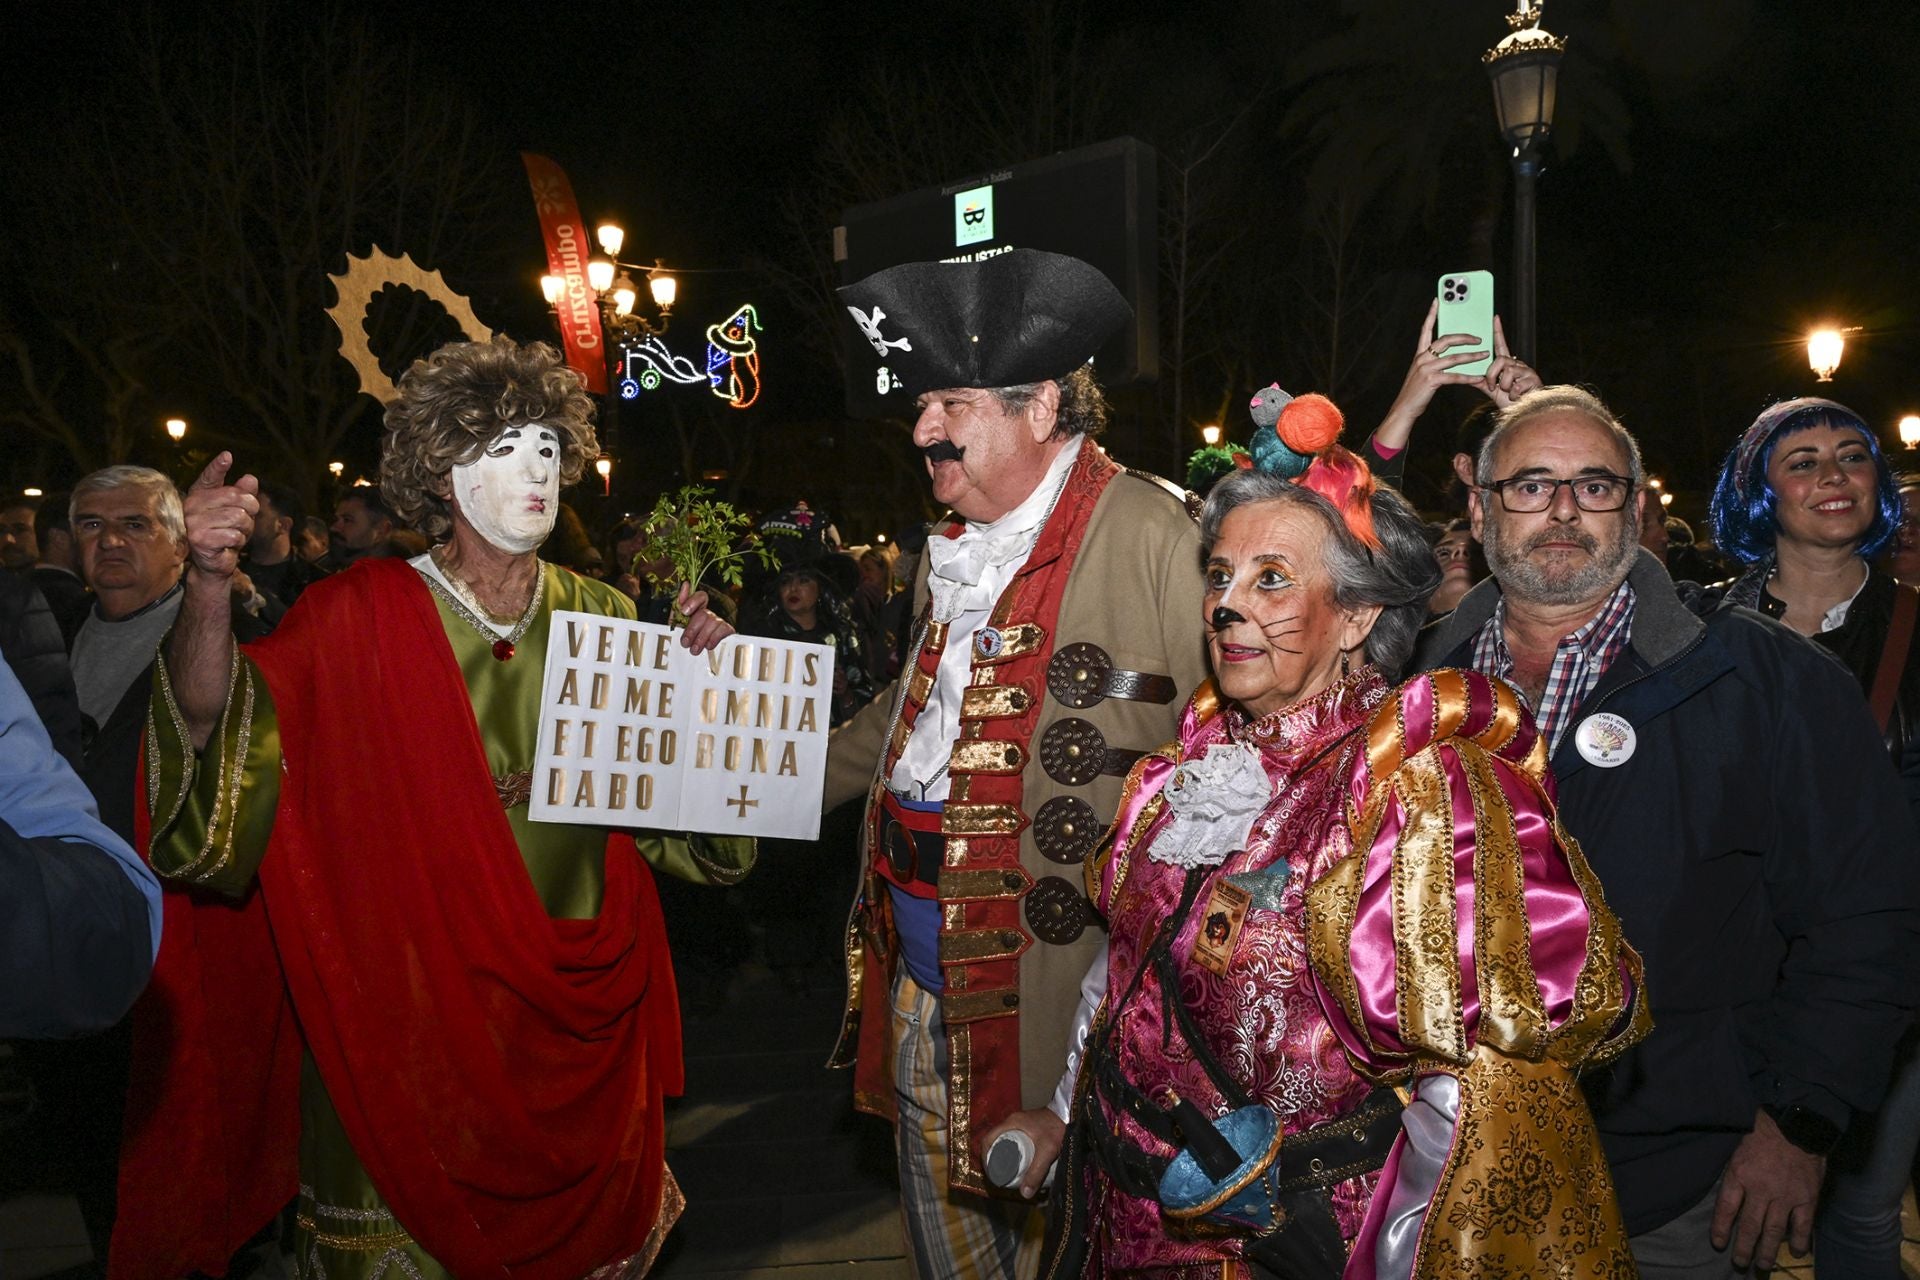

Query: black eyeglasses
left=1482, top=473, right=1635, bottom=513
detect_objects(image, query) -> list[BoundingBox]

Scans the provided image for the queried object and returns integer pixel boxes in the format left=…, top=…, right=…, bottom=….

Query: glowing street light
left=1659, top=492, right=1674, bottom=508
left=596, top=223, right=625, bottom=257
left=1200, top=423, right=1222, bottom=447
left=647, top=264, right=678, bottom=311
left=1808, top=329, right=1847, bottom=382
left=594, top=455, right=613, bottom=496
left=164, top=417, right=188, bottom=442
left=329, top=461, right=345, bottom=479
left=1899, top=415, right=1920, bottom=450
left=539, top=274, right=565, bottom=306
left=23, top=487, right=43, bottom=497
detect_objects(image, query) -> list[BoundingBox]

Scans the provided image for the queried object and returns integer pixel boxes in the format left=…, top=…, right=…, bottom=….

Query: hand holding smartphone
left=1435, top=272, right=1495, bottom=377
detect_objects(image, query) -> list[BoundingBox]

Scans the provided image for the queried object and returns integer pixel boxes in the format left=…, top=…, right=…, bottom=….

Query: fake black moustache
left=921, top=441, right=965, bottom=465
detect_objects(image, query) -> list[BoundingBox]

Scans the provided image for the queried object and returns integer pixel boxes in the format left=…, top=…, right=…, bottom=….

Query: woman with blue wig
left=1708, top=395, right=1920, bottom=1279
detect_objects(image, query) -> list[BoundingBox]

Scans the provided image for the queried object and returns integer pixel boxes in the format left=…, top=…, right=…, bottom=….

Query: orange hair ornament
left=1246, top=383, right=1380, bottom=548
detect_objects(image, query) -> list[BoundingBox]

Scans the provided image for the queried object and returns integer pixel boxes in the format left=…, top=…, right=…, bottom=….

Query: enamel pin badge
left=1573, top=712, right=1637, bottom=768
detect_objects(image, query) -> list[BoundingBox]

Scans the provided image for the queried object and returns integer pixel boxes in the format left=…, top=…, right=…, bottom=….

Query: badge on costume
left=1573, top=712, right=1637, bottom=768
left=1193, top=879, right=1252, bottom=976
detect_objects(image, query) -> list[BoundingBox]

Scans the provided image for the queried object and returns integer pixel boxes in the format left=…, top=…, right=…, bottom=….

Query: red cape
left=114, top=559, right=682, bottom=1279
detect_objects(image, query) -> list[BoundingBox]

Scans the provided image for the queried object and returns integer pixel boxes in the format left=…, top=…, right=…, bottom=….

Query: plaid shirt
left=1470, top=581, right=1637, bottom=755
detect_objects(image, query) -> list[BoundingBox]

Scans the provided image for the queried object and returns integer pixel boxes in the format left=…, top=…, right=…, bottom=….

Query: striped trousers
left=892, top=971, right=1045, bottom=1279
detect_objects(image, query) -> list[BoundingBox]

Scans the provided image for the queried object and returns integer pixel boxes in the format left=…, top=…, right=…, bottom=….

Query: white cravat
left=891, top=437, right=1084, bottom=800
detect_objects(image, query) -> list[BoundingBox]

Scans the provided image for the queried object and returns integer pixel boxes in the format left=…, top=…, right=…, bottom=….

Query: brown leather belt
left=1039, top=717, right=1144, bottom=786
left=1048, top=643, right=1177, bottom=709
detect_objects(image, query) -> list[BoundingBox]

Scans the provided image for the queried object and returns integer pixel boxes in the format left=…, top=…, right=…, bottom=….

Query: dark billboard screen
left=833, top=135, right=1158, bottom=419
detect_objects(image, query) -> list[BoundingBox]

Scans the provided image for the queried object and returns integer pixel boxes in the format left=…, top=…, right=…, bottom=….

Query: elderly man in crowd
left=116, top=336, right=750, bottom=1279
left=823, top=250, right=1208, bottom=1278
left=1416, top=385, right=1920, bottom=1277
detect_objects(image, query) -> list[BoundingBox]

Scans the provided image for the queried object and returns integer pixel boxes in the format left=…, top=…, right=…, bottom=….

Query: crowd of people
left=4, top=244, right=1919, bottom=1280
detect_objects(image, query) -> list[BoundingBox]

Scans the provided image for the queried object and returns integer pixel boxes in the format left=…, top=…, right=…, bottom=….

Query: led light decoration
left=616, top=335, right=706, bottom=400
left=705, top=304, right=763, bottom=411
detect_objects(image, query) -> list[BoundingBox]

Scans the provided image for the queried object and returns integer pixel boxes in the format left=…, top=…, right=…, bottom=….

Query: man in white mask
left=823, top=250, right=1209, bottom=1278
left=119, top=337, right=754, bottom=1278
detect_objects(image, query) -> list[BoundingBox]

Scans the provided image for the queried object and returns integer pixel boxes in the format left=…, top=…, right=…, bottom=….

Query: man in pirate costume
left=823, top=249, right=1209, bottom=1277
left=114, top=337, right=753, bottom=1279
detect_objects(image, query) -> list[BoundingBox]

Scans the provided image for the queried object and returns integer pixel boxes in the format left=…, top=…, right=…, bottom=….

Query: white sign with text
left=530, top=612, right=832, bottom=840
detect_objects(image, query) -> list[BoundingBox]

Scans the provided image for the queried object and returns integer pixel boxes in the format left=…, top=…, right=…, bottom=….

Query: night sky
left=6, top=1, right=1918, bottom=539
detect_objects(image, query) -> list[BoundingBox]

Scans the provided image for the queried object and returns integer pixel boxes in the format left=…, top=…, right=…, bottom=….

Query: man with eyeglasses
left=1416, top=386, right=1920, bottom=1278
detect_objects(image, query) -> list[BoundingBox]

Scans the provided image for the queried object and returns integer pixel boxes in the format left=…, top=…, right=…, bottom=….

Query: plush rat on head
left=1245, top=383, right=1379, bottom=548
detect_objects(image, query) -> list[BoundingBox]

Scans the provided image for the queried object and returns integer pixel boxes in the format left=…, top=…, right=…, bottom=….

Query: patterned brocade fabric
left=1304, top=668, right=1651, bottom=1279
left=1082, top=668, right=1393, bottom=1275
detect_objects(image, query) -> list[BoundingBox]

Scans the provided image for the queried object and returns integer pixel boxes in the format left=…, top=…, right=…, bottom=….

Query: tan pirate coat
left=823, top=439, right=1208, bottom=1195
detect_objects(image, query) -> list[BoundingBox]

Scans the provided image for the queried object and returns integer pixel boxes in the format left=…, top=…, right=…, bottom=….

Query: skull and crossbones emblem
left=847, top=305, right=913, bottom=357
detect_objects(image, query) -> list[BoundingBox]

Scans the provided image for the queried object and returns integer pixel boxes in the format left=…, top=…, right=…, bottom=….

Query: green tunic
left=147, top=566, right=754, bottom=1278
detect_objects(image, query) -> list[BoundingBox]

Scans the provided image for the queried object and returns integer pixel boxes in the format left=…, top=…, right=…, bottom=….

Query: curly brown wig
left=379, top=337, right=599, bottom=543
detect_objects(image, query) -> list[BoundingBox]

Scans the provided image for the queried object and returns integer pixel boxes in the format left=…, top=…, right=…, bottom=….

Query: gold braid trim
left=199, top=661, right=255, bottom=882
left=1086, top=743, right=1177, bottom=912
left=292, top=1216, right=415, bottom=1252
left=168, top=649, right=248, bottom=881
left=690, top=842, right=752, bottom=886
left=1390, top=746, right=1469, bottom=1066
left=147, top=650, right=202, bottom=837
left=1460, top=743, right=1549, bottom=1059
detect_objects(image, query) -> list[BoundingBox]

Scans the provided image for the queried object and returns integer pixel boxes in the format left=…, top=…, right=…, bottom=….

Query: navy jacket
left=0, top=654, right=160, bottom=1038
left=1417, top=550, right=1920, bottom=1235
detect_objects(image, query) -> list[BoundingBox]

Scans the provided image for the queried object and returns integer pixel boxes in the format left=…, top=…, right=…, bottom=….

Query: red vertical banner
left=522, top=152, right=609, bottom=394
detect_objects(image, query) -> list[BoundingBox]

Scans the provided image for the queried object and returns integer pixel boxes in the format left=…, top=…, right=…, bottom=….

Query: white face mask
left=449, top=424, right=561, bottom=554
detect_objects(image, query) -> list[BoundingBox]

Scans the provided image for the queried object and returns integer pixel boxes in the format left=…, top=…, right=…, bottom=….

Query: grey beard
left=1483, top=510, right=1639, bottom=606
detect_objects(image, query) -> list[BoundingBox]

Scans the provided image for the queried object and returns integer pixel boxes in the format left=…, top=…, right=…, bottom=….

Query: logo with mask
left=953, top=184, right=994, bottom=247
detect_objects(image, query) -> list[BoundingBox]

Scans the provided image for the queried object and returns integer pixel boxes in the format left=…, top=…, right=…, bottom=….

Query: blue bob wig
left=1707, top=397, right=1902, bottom=566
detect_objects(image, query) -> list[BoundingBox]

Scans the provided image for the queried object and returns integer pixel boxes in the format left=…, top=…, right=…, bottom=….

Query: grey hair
left=71, top=465, right=185, bottom=544
left=988, top=364, right=1109, bottom=441
left=1198, top=469, right=1441, bottom=679
left=1476, top=385, right=1645, bottom=487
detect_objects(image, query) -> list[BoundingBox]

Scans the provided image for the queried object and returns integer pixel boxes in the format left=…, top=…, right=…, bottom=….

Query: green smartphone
left=1436, top=271, right=1495, bottom=378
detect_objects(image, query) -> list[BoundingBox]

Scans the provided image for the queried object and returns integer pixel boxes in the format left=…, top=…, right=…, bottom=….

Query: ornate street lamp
left=1200, top=424, right=1222, bottom=447
left=541, top=219, right=677, bottom=343
left=329, top=460, right=346, bottom=479
left=1484, top=1, right=1566, bottom=366
left=594, top=454, right=613, bottom=496
left=1898, top=415, right=1920, bottom=450
left=164, top=417, right=188, bottom=442
left=1807, top=328, right=1847, bottom=382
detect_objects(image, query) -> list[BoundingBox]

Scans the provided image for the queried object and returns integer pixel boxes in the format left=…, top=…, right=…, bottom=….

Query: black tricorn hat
left=838, top=249, right=1130, bottom=398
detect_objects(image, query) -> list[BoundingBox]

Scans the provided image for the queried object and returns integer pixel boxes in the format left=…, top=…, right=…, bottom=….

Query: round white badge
left=1574, top=712, right=1637, bottom=768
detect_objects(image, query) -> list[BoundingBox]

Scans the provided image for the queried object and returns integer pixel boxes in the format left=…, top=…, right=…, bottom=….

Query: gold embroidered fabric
left=1417, top=1047, right=1636, bottom=1278
left=1304, top=671, right=1651, bottom=1278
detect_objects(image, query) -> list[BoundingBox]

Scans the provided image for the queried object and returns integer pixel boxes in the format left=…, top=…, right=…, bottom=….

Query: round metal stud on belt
left=1046, top=642, right=1177, bottom=708
left=1025, top=875, right=1091, bottom=944
left=1048, top=643, right=1114, bottom=709
left=1039, top=717, right=1141, bottom=786
left=1034, top=795, right=1100, bottom=864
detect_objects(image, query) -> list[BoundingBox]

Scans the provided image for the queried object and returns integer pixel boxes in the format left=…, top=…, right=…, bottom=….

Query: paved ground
left=649, top=959, right=908, bottom=1278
